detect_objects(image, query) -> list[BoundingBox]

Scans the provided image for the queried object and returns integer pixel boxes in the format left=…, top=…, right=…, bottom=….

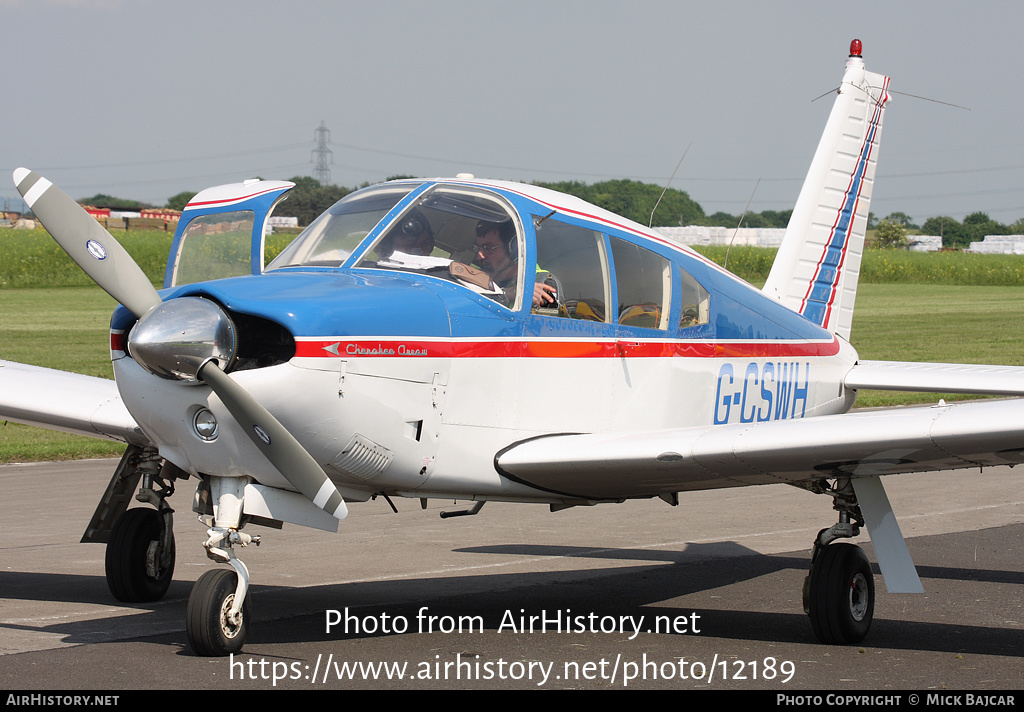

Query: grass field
left=0, top=227, right=296, bottom=289
left=3, top=280, right=1024, bottom=461
left=0, top=228, right=170, bottom=288
left=7, top=227, right=1024, bottom=289
left=692, top=245, right=1024, bottom=287
left=0, top=287, right=124, bottom=461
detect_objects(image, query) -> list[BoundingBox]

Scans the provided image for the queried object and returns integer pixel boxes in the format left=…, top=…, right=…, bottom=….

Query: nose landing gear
left=185, top=476, right=260, bottom=656
left=187, top=567, right=252, bottom=657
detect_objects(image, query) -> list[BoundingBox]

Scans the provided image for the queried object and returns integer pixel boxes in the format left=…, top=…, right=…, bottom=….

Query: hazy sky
left=3, top=0, right=1023, bottom=226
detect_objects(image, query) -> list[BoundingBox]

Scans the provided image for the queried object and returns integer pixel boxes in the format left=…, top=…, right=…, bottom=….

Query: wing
left=496, top=369, right=1024, bottom=500
left=0, top=360, right=145, bottom=444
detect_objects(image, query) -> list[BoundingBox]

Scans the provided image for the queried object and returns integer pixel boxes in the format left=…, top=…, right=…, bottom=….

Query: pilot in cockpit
left=474, top=219, right=557, bottom=308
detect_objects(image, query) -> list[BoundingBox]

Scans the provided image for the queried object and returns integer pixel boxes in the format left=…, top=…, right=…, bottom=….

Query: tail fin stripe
left=798, top=78, right=889, bottom=328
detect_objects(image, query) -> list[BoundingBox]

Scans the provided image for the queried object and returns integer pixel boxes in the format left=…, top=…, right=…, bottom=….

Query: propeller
left=13, top=168, right=161, bottom=320
left=13, top=167, right=347, bottom=520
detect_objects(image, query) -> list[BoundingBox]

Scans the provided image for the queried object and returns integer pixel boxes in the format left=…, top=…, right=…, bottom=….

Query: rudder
left=762, top=40, right=890, bottom=340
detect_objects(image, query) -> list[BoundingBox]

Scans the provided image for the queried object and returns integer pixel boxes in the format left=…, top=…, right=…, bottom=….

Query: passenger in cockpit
left=379, top=209, right=435, bottom=258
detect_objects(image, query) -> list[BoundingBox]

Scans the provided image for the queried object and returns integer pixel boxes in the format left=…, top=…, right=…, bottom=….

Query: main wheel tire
left=186, top=569, right=251, bottom=656
left=105, top=507, right=175, bottom=602
left=807, top=542, right=874, bottom=645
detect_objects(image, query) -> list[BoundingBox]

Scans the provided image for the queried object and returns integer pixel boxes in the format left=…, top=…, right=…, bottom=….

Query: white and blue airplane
left=3, top=40, right=1022, bottom=656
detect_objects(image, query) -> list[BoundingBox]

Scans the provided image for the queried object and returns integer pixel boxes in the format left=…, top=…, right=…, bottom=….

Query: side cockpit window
left=355, top=187, right=524, bottom=309
left=172, top=210, right=255, bottom=286
left=533, top=218, right=610, bottom=321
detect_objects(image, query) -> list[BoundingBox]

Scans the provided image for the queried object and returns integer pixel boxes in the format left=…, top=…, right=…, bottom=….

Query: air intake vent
left=326, top=435, right=393, bottom=481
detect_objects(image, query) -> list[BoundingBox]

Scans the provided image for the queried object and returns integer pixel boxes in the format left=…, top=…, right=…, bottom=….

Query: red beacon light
left=850, top=39, right=863, bottom=57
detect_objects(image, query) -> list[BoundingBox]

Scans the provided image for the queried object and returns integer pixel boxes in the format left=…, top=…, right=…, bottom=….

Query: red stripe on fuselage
left=294, top=337, right=841, bottom=360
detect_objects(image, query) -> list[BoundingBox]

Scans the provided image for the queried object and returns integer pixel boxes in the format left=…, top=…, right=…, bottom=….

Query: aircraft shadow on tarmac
left=2, top=531, right=1021, bottom=658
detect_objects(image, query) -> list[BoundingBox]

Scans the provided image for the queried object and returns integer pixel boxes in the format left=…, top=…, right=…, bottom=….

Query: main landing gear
left=90, top=447, right=178, bottom=604
left=803, top=478, right=875, bottom=644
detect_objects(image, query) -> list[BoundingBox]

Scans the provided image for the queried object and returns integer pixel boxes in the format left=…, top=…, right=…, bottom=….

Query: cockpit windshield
left=352, top=185, right=523, bottom=309
left=267, top=182, right=525, bottom=309
left=267, top=184, right=419, bottom=269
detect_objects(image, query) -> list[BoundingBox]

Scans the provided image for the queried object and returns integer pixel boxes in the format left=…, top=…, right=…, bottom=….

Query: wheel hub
left=219, top=594, right=243, bottom=638
left=849, top=572, right=869, bottom=621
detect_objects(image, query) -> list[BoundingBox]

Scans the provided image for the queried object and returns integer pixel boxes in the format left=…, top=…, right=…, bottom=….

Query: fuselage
left=111, top=178, right=859, bottom=504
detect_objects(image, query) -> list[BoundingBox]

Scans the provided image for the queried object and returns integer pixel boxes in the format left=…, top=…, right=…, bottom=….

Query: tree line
left=160, top=177, right=789, bottom=230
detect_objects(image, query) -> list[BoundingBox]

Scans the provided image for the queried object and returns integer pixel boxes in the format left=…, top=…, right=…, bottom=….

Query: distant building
left=654, top=226, right=785, bottom=247
left=967, top=235, right=1024, bottom=254
left=268, top=216, right=299, bottom=228
left=80, top=205, right=180, bottom=225
left=908, top=235, right=942, bottom=252
left=655, top=227, right=956, bottom=253
left=82, top=206, right=111, bottom=220
left=141, top=208, right=181, bottom=223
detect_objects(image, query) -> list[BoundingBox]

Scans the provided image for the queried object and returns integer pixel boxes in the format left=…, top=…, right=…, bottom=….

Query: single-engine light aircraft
left=3, top=41, right=1022, bottom=655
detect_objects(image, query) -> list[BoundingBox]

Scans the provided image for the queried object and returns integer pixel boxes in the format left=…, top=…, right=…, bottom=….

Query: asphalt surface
left=1, top=458, right=1021, bottom=691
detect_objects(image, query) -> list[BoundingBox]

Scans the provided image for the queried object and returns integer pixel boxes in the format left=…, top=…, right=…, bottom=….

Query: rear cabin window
left=609, top=237, right=672, bottom=330
left=680, top=266, right=710, bottom=329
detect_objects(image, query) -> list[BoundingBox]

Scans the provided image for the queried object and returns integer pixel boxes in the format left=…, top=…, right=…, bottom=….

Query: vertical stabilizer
left=762, top=40, right=890, bottom=340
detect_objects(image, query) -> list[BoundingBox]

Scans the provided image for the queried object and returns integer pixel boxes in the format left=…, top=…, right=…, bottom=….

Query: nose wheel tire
left=806, top=542, right=874, bottom=644
left=104, top=507, right=175, bottom=603
left=187, top=568, right=251, bottom=656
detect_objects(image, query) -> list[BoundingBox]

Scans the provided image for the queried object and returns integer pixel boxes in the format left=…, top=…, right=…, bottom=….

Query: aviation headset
left=379, top=208, right=434, bottom=257
left=397, top=208, right=433, bottom=240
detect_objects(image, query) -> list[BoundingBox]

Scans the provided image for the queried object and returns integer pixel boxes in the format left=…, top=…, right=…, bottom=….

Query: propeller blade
left=13, top=168, right=162, bottom=319
left=198, top=361, right=348, bottom=520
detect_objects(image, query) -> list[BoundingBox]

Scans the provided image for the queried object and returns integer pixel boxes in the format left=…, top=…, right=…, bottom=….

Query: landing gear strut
left=803, top=478, right=875, bottom=644
left=186, top=476, right=260, bottom=656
